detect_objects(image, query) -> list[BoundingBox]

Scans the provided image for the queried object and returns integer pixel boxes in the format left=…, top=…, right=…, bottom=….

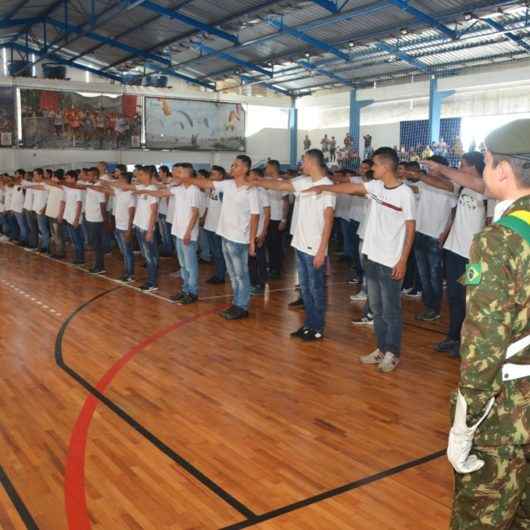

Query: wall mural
left=20, top=89, right=141, bottom=150
left=0, top=87, right=15, bottom=147
left=145, top=97, right=245, bottom=151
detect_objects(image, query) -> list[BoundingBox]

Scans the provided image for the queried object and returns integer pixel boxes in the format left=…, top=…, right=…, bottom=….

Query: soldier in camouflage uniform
left=448, top=120, right=530, bottom=529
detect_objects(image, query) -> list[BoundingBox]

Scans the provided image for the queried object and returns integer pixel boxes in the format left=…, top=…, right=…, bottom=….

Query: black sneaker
left=89, top=267, right=106, bottom=274
left=352, top=315, right=373, bottom=325
left=288, top=297, right=304, bottom=308
left=119, top=274, right=134, bottom=283
left=223, top=306, right=249, bottom=320
left=140, top=283, right=159, bottom=292
left=290, top=326, right=309, bottom=339
left=170, top=291, right=185, bottom=302
left=220, top=305, right=236, bottom=318
left=415, top=309, right=441, bottom=321
left=178, top=293, right=198, bottom=305
left=435, top=338, right=459, bottom=352
left=302, top=329, right=324, bottom=342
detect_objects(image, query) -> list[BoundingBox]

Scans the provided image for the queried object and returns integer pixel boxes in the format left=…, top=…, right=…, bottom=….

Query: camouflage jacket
left=459, top=194, right=530, bottom=446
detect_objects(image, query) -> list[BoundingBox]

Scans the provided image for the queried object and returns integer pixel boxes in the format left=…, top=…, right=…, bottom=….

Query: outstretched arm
left=422, top=161, right=485, bottom=194
left=306, top=182, right=366, bottom=196
left=251, top=178, right=294, bottom=193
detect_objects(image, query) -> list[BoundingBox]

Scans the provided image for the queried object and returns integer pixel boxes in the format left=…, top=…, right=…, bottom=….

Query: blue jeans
left=415, top=232, right=443, bottom=313
left=199, top=227, right=211, bottom=261
left=222, top=238, right=250, bottom=310
left=296, top=250, right=326, bottom=332
left=37, top=213, right=50, bottom=251
left=67, top=223, right=85, bottom=262
left=136, top=227, right=159, bottom=286
left=339, top=218, right=354, bottom=260
left=158, top=215, right=173, bottom=256
left=175, top=237, right=199, bottom=296
left=206, top=229, right=226, bottom=280
left=365, top=259, right=403, bottom=356
left=15, top=212, right=28, bottom=243
left=115, top=229, right=135, bottom=277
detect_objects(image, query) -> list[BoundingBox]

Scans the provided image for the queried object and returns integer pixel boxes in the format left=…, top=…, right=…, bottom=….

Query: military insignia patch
left=464, top=263, right=482, bottom=285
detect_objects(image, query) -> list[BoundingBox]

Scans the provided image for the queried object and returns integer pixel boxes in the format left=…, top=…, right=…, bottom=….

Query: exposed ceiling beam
left=374, top=41, right=429, bottom=72
left=310, top=0, right=338, bottom=13
left=2, top=0, right=34, bottom=21
left=483, top=17, right=530, bottom=54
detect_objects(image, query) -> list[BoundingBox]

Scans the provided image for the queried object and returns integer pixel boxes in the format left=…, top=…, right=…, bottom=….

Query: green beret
left=485, top=119, right=530, bottom=156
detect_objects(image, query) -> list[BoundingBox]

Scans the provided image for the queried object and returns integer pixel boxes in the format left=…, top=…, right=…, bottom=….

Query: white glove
left=447, top=390, right=495, bottom=474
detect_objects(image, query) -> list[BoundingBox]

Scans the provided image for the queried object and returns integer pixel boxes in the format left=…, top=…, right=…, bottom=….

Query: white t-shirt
left=334, top=193, right=352, bottom=220
left=444, top=187, right=486, bottom=259
left=0, top=188, right=4, bottom=213
left=11, top=186, right=25, bottom=213
left=289, top=192, right=300, bottom=237
left=100, top=174, right=114, bottom=213
left=22, top=181, right=34, bottom=211
left=256, top=187, right=271, bottom=235
left=348, top=176, right=365, bottom=223
left=213, top=180, right=260, bottom=244
left=5, top=187, right=14, bottom=212
left=170, top=185, right=202, bottom=241
left=159, top=197, right=168, bottom=216
left=361, top=180, right=416, bottom=268
left=114, top=189, right=136, bottom=231
left=415, top=182, right=457, bottom=239
left=63, top=187, right=83, bottom=225
left=291, top=176, right=336, bottom=256
left=45, top=185, right=64, bottom=218
left=133, top=184, right=158, bottom=231
left=204, top=188, right=223, bottom=232
left=167, top=193, right=176, bottom=225
left=32, top=187, right=49, bottom=214
left=266, top=179, right=288, bottom=221
left=84, top=187, right=107, bottom=223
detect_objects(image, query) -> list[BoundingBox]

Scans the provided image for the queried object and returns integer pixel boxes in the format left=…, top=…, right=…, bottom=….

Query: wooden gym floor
left=0, top=241, right=457, bottom=530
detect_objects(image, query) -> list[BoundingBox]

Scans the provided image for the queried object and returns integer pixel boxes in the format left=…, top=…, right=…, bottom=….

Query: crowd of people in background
left=0, top=145, right=493, bottom=372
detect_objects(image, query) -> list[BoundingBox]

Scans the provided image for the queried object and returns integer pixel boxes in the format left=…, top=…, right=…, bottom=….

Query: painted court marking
left=0, top=278, right=61, bottom=316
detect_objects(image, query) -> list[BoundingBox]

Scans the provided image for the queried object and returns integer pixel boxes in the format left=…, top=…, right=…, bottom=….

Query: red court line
left=64, top=307, right=224, bottom=530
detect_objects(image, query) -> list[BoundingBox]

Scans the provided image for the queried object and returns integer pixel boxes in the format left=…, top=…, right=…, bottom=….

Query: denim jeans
left=199, top=227, right=211, bottom=262
left=136, top=227, right=159, bottom=287
left=115, top=229, right=135, bottom=277
left=415, top=232, right=444, bottom=313
left=49, top=218, right=65, bottom=257
left=86, top=221, right=105, bottom=270
left=67, top=223, right=85, bottom=262
left=6, top=213, right=18, bottom=240
left=296, top=250, right=326, bottom=332
left=445, top=250, right=468, bottom=341
left=339, top=218, right=354, bottom=260
left=158, top=215, right=173, bottom=256
left=206, top=229, right=226, bottom=280
left=175, top=237, right=199, bottom=296
left=37, top=213, right=50, bottom=252
left=15, top=212, right=28, bottom=243
left=222, top=238, right=250, bottom=310
left=365, top=259, right=403, bottom=356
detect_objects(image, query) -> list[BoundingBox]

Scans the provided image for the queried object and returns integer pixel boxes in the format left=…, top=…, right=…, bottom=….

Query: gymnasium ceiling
left=1, top=0, right=530, bottom=96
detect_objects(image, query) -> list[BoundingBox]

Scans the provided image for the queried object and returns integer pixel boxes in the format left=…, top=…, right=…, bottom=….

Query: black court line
left=404, top=321, right=448, bottom=336
left=55, top=287, right=256, bottom=520
left=0, top=465, right=39, bottom=530
left=219, top=449, right=446, bottom=530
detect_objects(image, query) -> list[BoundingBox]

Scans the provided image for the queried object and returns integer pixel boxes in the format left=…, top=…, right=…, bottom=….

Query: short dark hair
left=159, top=165, right=170, bottom=175
left=66, top=170, right=78, bottom=181
left=54, top=169, right=64, bottom=180
left=181, top=162, right=195, bottom=177
left=116, top=164, right=127, bottom=174
left=237, top=155, right=252, bottom=170
left=428, top=155, right=449, bottom=167
left=305, top=149, right=327, bottom=169
left=34, top=168, right=44, bottom=177
left=462, top=151, right=485, bottom=176
left=124, top=172, right=133, bottom=184
left=250, top=167, right=264, bottom=178
left=373, top=147, right=399, bottom=170
left=211, top=165, right=226, bottom=177
left=266, top=159, right=280, bottom=172
left=361, top=159, right=374, bottom=168
left=405, top=161, right=421, bottom=171
left=198, top=169, right=210, bottom=178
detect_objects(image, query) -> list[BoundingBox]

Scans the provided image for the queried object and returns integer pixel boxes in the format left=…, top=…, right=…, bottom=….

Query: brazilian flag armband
left=463, top=263, right=482, bottom=286
left=496, top=210, right=530, bottom=245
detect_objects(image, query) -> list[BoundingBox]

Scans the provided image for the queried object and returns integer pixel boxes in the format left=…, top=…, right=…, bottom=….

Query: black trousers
left=266, top=220, right=284, bottom=275
left=249, top=245, right=267, bottom=287
left=86, top=221, right=105, bottom=269
left=445, top=249, right=468, bottom=341
left=25, top=209, right=38, bottom=248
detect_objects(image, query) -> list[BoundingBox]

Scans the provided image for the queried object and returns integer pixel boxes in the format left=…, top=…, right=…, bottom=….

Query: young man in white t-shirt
left=203, top=165, right=227, bottom=284
left=30, top=168, right=50, bottom=254
left=84, top=167, right=108, bottom=274
left=59, top=171, right=85, bottom=264
left=309, top=147, right=416, bottom=371
left=157, top=165, right=174, bottom=257
left=22, top=172, right=38, bottom=250
left=46, top=170, right=66, bottom=258
left=252, top=149, right=336, bottom=341
left=264, top=160, right=289, bottom=279
left=11, top=171, right=29, bottom=246
left=181, top=155, right=260, bottom=320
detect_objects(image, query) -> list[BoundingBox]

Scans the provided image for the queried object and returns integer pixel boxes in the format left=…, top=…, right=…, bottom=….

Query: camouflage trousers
left=451, top=444, right=530, bottom=529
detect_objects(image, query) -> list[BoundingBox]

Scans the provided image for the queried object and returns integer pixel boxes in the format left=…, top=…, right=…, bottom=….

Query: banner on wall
left=20, top=89, right=141, bottom=150
left=0, top=87, right=15, bottom=147
left=145, top=97, right=245, bottom=151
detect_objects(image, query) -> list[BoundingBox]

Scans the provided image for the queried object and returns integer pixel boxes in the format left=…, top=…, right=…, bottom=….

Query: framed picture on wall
left=145, top=97, right=246, bottom=151
left=0, top=87, right=15, bottom=147
left=20, top=89, right=142, bottom=150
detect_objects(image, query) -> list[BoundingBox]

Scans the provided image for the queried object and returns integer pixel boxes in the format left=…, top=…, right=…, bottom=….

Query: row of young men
left=0, top=147, right=489, bottom=371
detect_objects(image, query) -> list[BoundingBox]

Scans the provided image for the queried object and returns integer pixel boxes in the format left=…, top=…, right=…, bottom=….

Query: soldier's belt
left=503, top=334, right=530, bottom=382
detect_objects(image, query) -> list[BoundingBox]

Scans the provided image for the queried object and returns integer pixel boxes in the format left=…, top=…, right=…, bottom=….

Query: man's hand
left=249, top=240, right=256, bottom=257
left=438, top=229, right=450, bottom=247
left=421, top=160, right=444, bottom=177
left=146, top=230, right=154, bottom=242
left=392, top=258, right=407, bottom=280
left=313, top=249, right=326, bottom=269
left=278, top=220, right=287, bottom=232
left=57, top=216, right=63, bottom=224
left=183, top=231, right=191, bottom=246
left=124, top=229, right=131, bottom=242
left=256, top=233, right=266, bottom=248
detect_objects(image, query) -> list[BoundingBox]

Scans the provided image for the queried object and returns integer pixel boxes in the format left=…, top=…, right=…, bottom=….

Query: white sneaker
left=378, top=352, right=400, bottom=373
left=350, top=291, right=367, bottom=302
left=360, top=349, right=384, bottom=364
